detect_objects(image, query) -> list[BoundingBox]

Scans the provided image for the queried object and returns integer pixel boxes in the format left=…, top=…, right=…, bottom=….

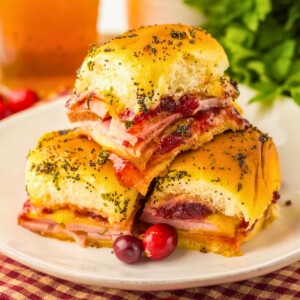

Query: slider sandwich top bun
left=19, top=130, right=140, bottom=248
left=66, top=24, right=248, bottom=195
left=70, top=24, right=235, bottom=117
left=140, top=127, right=281, bottom=256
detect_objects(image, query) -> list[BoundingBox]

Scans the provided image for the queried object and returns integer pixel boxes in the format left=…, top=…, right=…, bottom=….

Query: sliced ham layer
left=66, top=92, right=109, bottom=120
left=67, top=92, right=233, bottom=152
left=19, top=217, right=131, bottom=247
left=82, top=104, right=248, bottom=168
left=80, top=112, right=182, bottom=154
left=18, top=201, right=133, bottom=248
left=140, top=206, right=245, bottom=239
left=140, top=210, right=218, bottom=231
left=19, top=218, right=57, bottom=232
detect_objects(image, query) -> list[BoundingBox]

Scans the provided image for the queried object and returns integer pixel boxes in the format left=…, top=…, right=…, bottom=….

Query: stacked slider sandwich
left=19, top=130, right=141, bottom=247
left=66, top=24, right=249, bottom=195
left=18, top=24, right=281, bottom=256
left=141, top=127, right=281, bottom=256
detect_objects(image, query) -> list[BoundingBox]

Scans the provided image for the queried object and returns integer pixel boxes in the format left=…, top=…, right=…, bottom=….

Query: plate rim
left=1, top=240, right=299, bottom=290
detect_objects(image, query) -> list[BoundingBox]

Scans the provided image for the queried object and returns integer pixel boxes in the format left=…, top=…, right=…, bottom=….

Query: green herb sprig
left=185, top=0, right=300, bottom=106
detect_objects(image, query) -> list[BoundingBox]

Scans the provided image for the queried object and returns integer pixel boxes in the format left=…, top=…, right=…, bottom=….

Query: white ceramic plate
left=0, top=87, right=299, bottom=291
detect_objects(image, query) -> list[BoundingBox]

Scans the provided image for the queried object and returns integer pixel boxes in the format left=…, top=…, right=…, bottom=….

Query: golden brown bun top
left=73, top=24, right=235, bottom=117
left=25, top=130, right=139, bottom=224
left=148, top=127, right=281, bottom=225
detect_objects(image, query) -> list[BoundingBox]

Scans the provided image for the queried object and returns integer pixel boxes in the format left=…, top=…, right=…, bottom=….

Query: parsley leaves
left=185, top=0, right=300, bottom=106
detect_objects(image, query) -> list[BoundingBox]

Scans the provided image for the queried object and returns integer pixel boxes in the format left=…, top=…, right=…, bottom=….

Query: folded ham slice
left=67, top=93, right=235, bottom=159
left=67, top=90, right=249, bottom=194
left=18, top=201, right=132, bottom=248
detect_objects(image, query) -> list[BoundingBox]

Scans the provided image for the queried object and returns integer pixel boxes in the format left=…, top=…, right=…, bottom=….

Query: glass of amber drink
left=0, top=0, right=99, bottom=96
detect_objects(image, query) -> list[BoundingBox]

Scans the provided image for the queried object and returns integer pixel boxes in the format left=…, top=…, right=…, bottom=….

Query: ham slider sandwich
left=66, top=24, right=249, bottom=195
left=18, top=130, right=140, bottom=247
left=140, top=127, right=281, bottom=256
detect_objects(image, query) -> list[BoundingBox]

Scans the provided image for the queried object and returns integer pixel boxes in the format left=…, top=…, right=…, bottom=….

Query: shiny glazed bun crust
left=74, top=24, right=236, bottom=117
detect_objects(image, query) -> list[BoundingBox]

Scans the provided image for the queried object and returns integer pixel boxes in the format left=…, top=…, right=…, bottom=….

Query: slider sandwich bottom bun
left=19, top=130, right=140, bottom=248
left=140, top=127, right=281, bottom=256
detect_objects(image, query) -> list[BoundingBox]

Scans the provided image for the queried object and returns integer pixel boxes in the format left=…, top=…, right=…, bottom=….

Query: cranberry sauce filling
left=227, top=105, right=250, bottom=128
left=153, top=107, right=220, bottom=157
left=119, top=94, right=199, bottom=134
left=272, top=191, right=280, bottom=203
left=153, top=134, right=184, bottom=156
left=134, top=95, right=199, bottom=123
left=122, top=140, right=131, bottom=147
left=156, top=202, right=213, bottom=220
left=191, top=107, right=221, bottom=132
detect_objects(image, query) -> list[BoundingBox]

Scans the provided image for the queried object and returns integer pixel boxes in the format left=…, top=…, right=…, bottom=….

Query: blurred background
left=0, top=0, right=299, bottom=119
left=0, top=0, right=202, bottom=97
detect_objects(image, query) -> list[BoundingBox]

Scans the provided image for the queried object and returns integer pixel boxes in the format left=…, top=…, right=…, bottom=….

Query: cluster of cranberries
left=0, top=88, right=39, bottom=120
left=113, top=223, right=178, bottom=264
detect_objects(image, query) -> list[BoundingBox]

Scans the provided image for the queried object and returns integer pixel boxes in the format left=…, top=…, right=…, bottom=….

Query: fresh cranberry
left=143, top=223, right=178, bottom=260
left=113, top=235, right=143, bottom=264
left=7, top=89, right=38, bottom=113
left=0, top=95, right=11, bottom=120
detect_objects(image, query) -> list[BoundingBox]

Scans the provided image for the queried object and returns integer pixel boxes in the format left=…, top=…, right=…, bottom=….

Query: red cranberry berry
left=143, top=223, right=178, bottom=260
left=0, top=95, right=11, bottom=120
left=8, top=89, right=38, bottom=113
left=113, top=235, right=143, bottom=264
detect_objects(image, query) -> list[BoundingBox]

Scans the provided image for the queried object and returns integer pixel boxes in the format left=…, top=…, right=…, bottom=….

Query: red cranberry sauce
left=135, top=95, right=199, bottom=123
left=122, top=140, right=131, bottom=147
left=153, top=134, right=184, bottom=156
left=156, top=202, right=213, bottom=220
left=272, top=191, right=280, bottom=203
left=153, top=107, right=220, bottom=157
left=119, top=95, right=199, bottom=134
